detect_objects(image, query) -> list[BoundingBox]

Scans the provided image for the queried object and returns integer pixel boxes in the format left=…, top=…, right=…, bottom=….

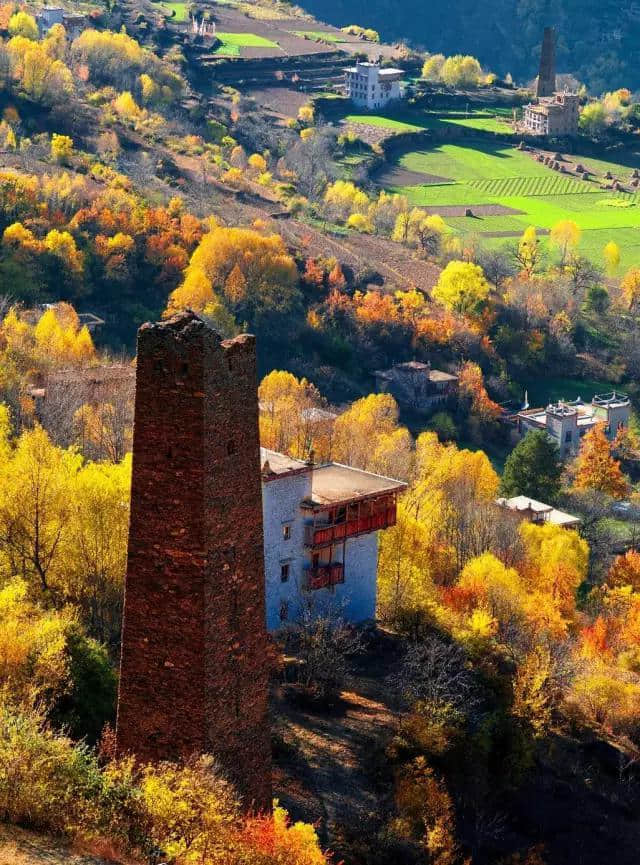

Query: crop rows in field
left=467, top=176, right=593, bottom=197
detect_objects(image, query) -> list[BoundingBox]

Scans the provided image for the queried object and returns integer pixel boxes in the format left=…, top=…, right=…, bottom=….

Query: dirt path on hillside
left=0, top=825, right=122, bottom=865
left=272, top=630, right=404, bottom=849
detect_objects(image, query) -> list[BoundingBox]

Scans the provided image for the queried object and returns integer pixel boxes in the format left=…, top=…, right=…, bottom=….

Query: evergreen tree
left=501, top=430, right=563, bottom=503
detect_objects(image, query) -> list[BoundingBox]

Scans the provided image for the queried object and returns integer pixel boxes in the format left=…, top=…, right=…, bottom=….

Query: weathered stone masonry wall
left=116, top=311, right=272, bottom=811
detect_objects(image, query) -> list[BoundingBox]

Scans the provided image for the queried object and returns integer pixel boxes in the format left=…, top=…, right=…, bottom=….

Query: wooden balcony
left=306, top=563, right=345, bottom=591
left=304, top=504, right=397, bottom=548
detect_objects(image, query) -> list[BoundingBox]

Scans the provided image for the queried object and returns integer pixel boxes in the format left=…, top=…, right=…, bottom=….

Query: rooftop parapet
left=592, top=391, right=630, bottom=408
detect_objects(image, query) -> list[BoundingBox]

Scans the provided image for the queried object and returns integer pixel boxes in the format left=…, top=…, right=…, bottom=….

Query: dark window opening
left=283, top=524, right=291, bottom=540
left=279, top=600, right=288, bottom=621
left=280, top=562, right=290, bottom=583
left=166, top=446, right=174, bottom=460
left=180, top=361, right=189, bottom=376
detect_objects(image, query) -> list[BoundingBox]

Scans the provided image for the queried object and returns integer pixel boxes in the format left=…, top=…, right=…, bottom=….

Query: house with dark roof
left=374, top=361, right=458, bottom=414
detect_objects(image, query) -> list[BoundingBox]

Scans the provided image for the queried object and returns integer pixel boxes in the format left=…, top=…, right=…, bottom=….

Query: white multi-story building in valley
left=260, top=448, right=406, bottom=631
left=516, top=392, right=630, bottom=458
left=345, top=62, right=404, bottom=110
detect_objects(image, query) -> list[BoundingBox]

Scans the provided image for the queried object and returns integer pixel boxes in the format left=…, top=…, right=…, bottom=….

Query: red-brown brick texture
left=116, top=311, right=272, bottom=811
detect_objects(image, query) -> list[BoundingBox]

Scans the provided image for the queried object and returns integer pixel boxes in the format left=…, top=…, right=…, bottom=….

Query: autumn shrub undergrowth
left=0, top=704, right=329, bottom=865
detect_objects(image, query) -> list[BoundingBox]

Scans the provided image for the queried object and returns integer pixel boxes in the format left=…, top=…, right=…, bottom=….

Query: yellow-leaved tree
left=0, top=424, right=81, bottom=597
left=379, top=433, right=502, bottom=625
left=550, top=219, right=581, bottom=267
left=258, top=370, right=330, bottom=460
left=621, top=266, right=640, bottom=312
left=166, top=224, right=299, bottom=328
left=0, top=577, right=73, bottom=707
left=432, top=260, right=489, bottom=315
left=333, top=393, right=412, bottom=478
left=603, top=240, right=620, bottom=276
left=0, top=422, right=130, bottom=641
left=520, top=520, right=589, bottom=624
left=516, top=226, right=541, bottom=277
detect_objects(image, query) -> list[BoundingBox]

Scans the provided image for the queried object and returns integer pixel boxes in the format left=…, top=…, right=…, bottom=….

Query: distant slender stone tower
left=116, top=311, right=272, bottom=811
left=536, top=26, right=557, bottom=98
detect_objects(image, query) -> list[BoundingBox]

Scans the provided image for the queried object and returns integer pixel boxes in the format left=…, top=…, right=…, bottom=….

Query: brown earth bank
left=0, top=825, right=128, bottom=865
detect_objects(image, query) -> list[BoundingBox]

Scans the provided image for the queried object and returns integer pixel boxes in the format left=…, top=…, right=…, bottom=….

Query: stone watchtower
left=536, top=26, right=557, bottom=98
left=116, top=311, right=272, bottom=811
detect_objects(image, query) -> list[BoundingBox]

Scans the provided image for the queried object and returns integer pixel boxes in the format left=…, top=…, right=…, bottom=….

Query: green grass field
left=290, top=30, right=345, bottom=42
left=398, top=143, right=551, bottom=182
left=380, top=138, right=640, bottom=268
left=163, top=1, right=187, bottom=21
left=213, top=32, right=280, bottom=55
left=345, top=110, right=513, bottom=135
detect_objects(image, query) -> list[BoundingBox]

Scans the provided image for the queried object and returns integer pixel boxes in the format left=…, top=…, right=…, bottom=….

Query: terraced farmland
left=467, top=176, right=593, bottom=197
left=213, top=32, right=281, bottom=55
left=379, top=139, right=640, bottom=268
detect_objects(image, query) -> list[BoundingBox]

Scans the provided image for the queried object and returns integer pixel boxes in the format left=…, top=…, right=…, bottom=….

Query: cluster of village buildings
left=25, top=297, right=625, bottom=633
left=343, top=27, right=580, bottom=137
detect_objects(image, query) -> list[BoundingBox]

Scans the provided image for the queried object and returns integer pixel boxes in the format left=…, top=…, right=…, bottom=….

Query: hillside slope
left=0, top=825, right=117, bottom=865
left=297, top=0, right=636, bottom=93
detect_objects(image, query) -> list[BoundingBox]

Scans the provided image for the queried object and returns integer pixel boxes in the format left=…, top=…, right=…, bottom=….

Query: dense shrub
left=0, top=705, right=330, bottom=863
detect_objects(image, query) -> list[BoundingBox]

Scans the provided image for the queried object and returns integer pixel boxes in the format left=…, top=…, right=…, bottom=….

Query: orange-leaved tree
left=608, top=550, right=640, bottom=591
left=572, top=423, right=629, bottom=499
left=458, top=361, right=501, bottom=426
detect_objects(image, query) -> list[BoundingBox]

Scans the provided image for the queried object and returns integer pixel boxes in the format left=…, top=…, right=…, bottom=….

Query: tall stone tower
left=536, top=26, right=556, bottom=98
left=116, top=311, right=272, bottom=811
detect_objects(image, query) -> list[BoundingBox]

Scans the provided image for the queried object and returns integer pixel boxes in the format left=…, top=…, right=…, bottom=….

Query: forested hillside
left=298, top=0, right=635, bottom=92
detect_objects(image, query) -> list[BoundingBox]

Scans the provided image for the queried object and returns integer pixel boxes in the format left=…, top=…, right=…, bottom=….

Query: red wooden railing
left=305, top=505, right=397, bottom=548
left=306, top=563, right=345, bottom=590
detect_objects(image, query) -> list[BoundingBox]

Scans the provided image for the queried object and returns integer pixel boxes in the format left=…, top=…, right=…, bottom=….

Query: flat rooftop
left=260, top=448, right=407, bottom=503
left=306, top=462, right=406, bottom=507
left=347, top=65, right=404, bottom=76
left=519, top=406, right=600, bottom=428
left=519, top=394, right=629, bottom=427
left=260, top=447, right=308, bottom=477
left=496, top=496, right=581, bottom=528
left=429, top=370, right=458, bottom=383
left=497, top=495, right=551, bottom=514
